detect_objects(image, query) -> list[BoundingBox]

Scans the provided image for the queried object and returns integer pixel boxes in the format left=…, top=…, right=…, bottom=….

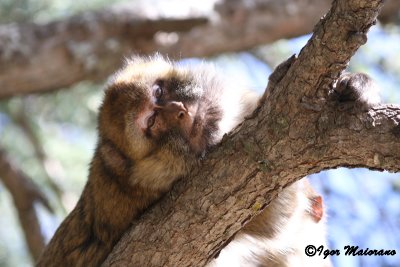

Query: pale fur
left=210, top=180, right=331, bottom=267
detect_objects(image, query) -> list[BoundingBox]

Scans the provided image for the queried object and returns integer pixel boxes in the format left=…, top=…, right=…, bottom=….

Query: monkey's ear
left=101, top=85, right=123, bottom=116
left=104, top=85, right=119, bottom=103
left=308, top=195, right=324, bottom=223
left=104, top=83, right=133, bottom=104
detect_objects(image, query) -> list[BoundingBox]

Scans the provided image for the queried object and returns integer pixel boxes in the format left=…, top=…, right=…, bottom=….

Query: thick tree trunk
left=0, top=0, right=399, bottom=98
left=99, top=0, right=400, bottom=266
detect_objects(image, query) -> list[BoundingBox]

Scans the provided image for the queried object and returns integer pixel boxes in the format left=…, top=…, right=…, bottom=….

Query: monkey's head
left=98, top=55, right=229, bottom=162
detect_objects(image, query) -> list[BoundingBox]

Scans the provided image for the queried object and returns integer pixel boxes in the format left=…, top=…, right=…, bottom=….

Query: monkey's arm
left=36, top=146, right=163, bottom=267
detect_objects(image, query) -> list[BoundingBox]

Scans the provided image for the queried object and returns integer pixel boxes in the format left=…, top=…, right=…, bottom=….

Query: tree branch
left=0, top=147, right=52, bottom=261
left=0, top=7, right=207, bottom=99
left=102, top=0, right=394, bottom=266
left=0, top=0, right=398, bottom=98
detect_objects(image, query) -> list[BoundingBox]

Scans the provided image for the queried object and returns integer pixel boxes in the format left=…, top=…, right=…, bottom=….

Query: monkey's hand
left=334, top=72, right=381, bottom=110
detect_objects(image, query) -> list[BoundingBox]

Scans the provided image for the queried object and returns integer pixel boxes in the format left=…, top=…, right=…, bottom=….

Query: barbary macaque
left=37, top=55, right=379, bottom=267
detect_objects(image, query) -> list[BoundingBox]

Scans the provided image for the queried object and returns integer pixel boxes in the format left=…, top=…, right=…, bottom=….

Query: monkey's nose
left=166, top=101, right=187, bottom=119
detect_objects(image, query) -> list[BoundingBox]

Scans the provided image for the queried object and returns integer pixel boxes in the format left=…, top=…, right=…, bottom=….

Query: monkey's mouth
left=141, top=102, right=196, bottom=140
left=147, top=111, right=157, bottom=129
left=144, top=111, right=158, bottom=137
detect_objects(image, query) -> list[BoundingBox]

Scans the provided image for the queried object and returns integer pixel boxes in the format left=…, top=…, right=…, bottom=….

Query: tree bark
left=0, top=0, right=399, bottom=98
left=100, top=0, right=399, bottom=266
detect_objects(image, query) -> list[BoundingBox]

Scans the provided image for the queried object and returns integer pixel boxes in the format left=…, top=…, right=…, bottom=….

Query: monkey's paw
left=334, top=73, right=381, bottom=111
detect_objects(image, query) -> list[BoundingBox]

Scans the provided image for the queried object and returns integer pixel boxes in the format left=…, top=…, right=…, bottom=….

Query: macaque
left=37, top=55, right=379, bottom=267
left=37, top=55, right=256, bottom=266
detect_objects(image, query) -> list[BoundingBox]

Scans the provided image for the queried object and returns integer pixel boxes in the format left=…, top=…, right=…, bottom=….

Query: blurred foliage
left=0, top=1, right=399, bottom=267
left=0, top=0, right=48, bottom=23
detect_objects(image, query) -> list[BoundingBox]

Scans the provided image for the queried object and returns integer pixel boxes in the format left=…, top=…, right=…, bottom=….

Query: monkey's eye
left=153, top=80, right=164, bottom=99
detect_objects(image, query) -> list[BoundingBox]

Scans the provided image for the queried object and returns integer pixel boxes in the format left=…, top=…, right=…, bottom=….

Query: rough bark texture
left=99, top=0, right=398, bottom=266
left=0, top=0, right=399, bottom=98
left=0, top=147, right=52, bottom=261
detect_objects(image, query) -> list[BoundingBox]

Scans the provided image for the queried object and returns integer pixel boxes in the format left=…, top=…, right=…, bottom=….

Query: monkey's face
left=99, top=56, right=222, bottom=160
left=135, top=77, right=200, bottom=142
